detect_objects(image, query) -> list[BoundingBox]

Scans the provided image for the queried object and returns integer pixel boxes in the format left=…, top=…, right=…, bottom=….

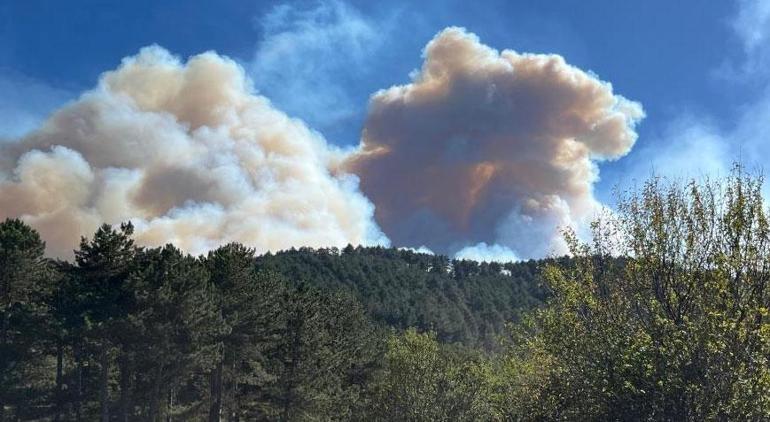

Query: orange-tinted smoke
left=346, top=27, right=644, bottom=257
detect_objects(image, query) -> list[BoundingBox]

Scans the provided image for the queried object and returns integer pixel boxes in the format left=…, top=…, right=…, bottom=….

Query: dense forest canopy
left=2, top=167, right=770, bottom=420
left=0, top=220, right=546, bottom=420
left=256, top=246, right=548, bottom=347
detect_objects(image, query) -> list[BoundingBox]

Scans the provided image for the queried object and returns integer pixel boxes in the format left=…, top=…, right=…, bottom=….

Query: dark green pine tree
left=205, top=243, right=288, bottom=421
left=127, top=245, right=223, bottom=421
left=0, top=219, right=50, bottom=420
left=48, top=260, right=79, bottom=422
left=268, top=286, right=382, bottom=421
left=69, top=222, right=137, bottom=422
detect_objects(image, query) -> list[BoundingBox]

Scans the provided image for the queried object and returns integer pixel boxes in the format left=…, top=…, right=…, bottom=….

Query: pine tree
left=205, top=243, right=287, bottom=421
left=0, top=219, right=50, bottom=420
left=267, top=286, right=381, bottom=421
left=69, top=222, right=137, bottom=422
left=127, top=245, right=222, bottom=421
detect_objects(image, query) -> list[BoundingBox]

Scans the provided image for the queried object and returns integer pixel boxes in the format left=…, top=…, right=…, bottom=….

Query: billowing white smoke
left=346, top=27, right=644, bottom=259
left=0, top=46, right=387, bottom=257
left=454, top=243, right=519, bottom=263
left=1, top=27, right=645, bottom=261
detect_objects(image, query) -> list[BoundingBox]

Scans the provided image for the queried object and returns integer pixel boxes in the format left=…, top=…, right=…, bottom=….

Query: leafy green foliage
left=506, top=166, right=770, bottom=419
left=366, top=329, right=496, bottom=421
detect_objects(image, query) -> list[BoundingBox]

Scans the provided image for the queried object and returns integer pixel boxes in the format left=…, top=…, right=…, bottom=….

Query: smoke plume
left=0, top=46, right=387, bottom=257
left=1, top=27, right=645, bottom=260
left=346, top=27, right=644, bottom=258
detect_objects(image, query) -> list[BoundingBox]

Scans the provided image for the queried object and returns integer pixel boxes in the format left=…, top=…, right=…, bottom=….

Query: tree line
left=3, top=166, right=770, bottom=420
left=1, top=221, right=386, bottom=420
left=256, top=245, right=548, bottom=348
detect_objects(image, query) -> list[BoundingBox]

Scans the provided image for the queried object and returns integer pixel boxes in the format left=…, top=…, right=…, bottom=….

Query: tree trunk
left=99, top=345, right=110, bottom=422
left=148, top=366, right=163, bottom=422
left=282, top=316, right=302, bottom=422
left=231, top=363, right=240, bottom=422
left=208, top=361, right=223, bottom=422
left=54, top=339, right=64, bottom=422
left=74, top=346, right=83, bottom=422
left=166, top=388, right=174, bottom=422
left=0, top=309, right=7, bottom=349
left=119, top=352, right=132, bottom=422
left=0, top=311, right=6, bottom=422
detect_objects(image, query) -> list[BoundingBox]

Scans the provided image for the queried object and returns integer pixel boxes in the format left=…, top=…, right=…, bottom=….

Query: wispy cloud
left=0, top=70, right=72, bottom=140
left=250, top=0, right=390, bottom=137
left=620, top=0, right=770, bottom=189
left=714, top=0, right=770, bottom=81
left=733, top=0, right=770, bottom=53
left=621, top=114, right=732, bottom=184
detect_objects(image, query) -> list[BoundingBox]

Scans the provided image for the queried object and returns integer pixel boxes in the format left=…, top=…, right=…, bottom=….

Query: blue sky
left=2, top=0, right=770, bottom=258
left=2, top=1, right=757, bottom=190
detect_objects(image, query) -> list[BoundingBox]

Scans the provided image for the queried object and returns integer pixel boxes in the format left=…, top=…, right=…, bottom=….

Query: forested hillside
left=0, top=220, right=546, bottom=421
left=4, top=169, right=770, bottom=420
left=257, top=246, right=547, bottom=347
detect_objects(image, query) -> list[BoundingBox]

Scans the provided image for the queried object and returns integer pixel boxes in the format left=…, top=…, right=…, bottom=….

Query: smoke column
left=1, top=27, right=645, bottom=261
left=0, top=47, right=387, bottom=257
left=346, top=27, right=644, bottom=259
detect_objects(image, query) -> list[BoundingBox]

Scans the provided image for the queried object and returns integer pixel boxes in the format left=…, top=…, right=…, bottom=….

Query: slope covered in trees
left=3, top=166, right=770, bottom=420
left=256, top=246, right=547, bottom=347
left=0, top=220, right=544, bottom=420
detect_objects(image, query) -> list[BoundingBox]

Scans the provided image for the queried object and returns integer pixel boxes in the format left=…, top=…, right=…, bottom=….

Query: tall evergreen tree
left=0, top=219, right=49, bottom=420
left=127, top=245, right=222, bottom=421
left=266, top=286, right=382, bottom=421
left=69, top=222, right=137, bottom=422
left=205, top=243, right=288, bottom=421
